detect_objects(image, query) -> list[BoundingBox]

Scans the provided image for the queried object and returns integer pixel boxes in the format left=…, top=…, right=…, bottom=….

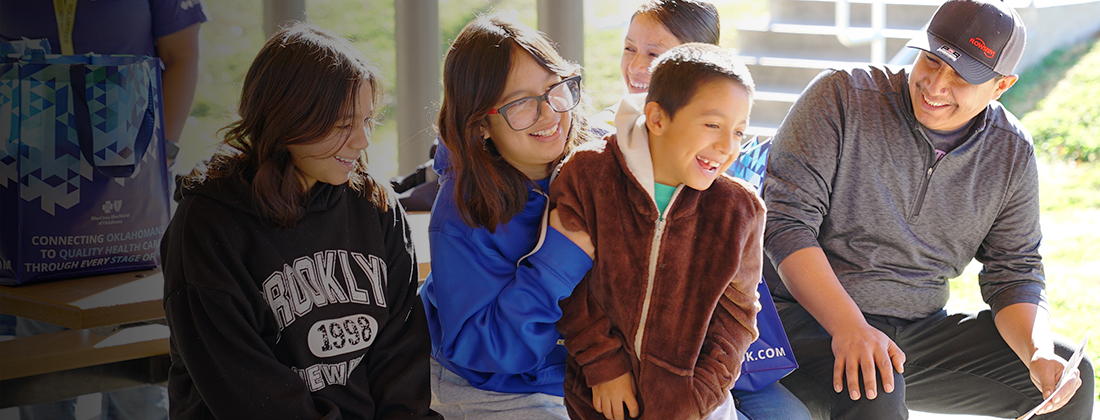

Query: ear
left=991, top=74, right=1018, bottom=100
left=644, top=101, right=668, bottom=137
left=479, top=119, right=491, bottom=140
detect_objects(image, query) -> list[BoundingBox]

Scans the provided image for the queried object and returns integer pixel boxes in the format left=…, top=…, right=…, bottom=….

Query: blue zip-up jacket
left=420, top=144, right=593, bottom=396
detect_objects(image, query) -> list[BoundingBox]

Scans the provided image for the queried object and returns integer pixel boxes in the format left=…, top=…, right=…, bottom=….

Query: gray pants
left=429, top=358, right=569, bottom=420
left=776, top=305, right=1094, bottom=420
left=430, top=358, right=739, bottom=420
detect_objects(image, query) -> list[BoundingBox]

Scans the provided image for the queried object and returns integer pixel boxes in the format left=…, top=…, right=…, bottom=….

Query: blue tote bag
left=726, top=137, right=799, bottom=391
left=1, top=42, right=170, bottom=285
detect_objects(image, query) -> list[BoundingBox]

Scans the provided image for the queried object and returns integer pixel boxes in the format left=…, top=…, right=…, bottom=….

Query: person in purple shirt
left=0, top=1, right=207, bottom=418
left=0, top=0, right=208, bottom=167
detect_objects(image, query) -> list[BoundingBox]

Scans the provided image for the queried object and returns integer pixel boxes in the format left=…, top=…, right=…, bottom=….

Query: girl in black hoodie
left=160, top=23, right=438, bottom=420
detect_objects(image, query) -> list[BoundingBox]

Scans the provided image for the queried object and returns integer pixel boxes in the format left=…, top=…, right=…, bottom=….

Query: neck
left=648, top=132, right=677, bottom=186
left=518, top=162, right=552, bottom=181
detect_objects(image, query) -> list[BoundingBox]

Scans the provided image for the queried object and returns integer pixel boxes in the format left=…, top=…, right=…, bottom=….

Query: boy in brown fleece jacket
left=549, top=43, right=764, bottom=420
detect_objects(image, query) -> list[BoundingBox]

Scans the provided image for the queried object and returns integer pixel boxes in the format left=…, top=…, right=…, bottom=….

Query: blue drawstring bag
left=727, top=137, right=799, bottom=391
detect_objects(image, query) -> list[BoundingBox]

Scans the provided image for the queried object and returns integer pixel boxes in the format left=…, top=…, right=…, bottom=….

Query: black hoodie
left=161, top=167, right=438, bottom=420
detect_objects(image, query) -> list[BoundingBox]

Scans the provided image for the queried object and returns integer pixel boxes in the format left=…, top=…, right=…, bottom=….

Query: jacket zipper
left=633, top=187, right=680, bottom=357
left=908, top=124, right=983, bottom=222
left=909, top=165, right=934, bottom=223
left=909, top=128, right=936, bottom=223
left=517, top=187, right=551, bottom=266
left=522, top=186, right=567, bottom=348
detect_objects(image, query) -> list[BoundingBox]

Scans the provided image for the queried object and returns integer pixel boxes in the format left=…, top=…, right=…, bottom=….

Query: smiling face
left=481, top=49, right=572, bottom=180
left=646, top=78, right=750, bottom=191
left=909, top=51, right=1017, bottom=131
left=620, top=13, right=682, bottom=94
left=288, top=83, right=374, bottom=189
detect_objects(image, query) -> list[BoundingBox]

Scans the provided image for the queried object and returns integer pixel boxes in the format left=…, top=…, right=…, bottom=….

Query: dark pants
left=777, top=304, right=1094, bottom=420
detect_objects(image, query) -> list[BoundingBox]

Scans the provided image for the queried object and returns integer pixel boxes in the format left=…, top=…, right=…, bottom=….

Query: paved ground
left=1, top=397, right=1096, bottom=419
left=910, top=401, right=1100, bottom=419
left=910, top=412, right=999, bottom=419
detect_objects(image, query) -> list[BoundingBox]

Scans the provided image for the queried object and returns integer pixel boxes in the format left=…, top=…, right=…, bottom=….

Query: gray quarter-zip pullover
left=763, top=65, right=1046, bottom=320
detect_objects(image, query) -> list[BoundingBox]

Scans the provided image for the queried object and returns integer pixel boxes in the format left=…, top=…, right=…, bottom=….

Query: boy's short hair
left=646, top=43, right=755, bottom=119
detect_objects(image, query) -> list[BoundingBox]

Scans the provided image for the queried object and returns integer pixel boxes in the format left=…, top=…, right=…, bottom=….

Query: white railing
left=835, top=0, right=888, bottom=63
left=888, top=22, right=928, bottom=65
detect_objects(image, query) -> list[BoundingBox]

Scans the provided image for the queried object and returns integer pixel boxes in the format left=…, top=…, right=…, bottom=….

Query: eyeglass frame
left=487, top=75, right=582, bottom=131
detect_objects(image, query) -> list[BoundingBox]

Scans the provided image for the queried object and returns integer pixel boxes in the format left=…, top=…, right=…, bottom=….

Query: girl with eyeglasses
left=418, top=12, right=598, bottom=419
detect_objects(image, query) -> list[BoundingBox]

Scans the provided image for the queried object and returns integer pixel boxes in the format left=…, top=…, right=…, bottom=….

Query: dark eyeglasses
left=488, top=75, right=582, bottom=131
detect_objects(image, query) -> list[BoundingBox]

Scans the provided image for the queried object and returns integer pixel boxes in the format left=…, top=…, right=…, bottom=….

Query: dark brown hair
left=187, top=23, right=387, bottom=228
left=634, top=0, right=721, bottom=45
left=438, top=13, right=593, bottom=231
left=647, top=43, right=755, bottom=118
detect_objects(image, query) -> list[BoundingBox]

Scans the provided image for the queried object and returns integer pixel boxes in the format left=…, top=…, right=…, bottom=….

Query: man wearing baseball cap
left=761, top=0, right=1094, bottom=418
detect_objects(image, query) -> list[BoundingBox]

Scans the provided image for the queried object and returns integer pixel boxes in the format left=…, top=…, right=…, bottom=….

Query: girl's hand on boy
left=592, top=372, right=638, bottom=420
left=549, top=209, right=595, bottom=259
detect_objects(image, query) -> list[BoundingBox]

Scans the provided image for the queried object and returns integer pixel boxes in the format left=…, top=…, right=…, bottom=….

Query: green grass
left=1001, top=32, right=1100, bottom=162
left=999, top=34, right=1097, bottom=117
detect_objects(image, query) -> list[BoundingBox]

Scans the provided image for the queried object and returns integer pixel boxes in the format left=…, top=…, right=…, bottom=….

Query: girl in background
left=592, top=0, right=724, bottom=133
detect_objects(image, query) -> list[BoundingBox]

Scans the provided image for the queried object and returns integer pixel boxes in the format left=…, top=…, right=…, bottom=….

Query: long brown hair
left=439, top=13, right=593, bottom=231
left=635, top=0, right=720, bottom=45
left=189, top=23, right=387, bottom=228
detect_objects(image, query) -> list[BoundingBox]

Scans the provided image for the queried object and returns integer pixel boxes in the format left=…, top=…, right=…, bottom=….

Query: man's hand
left=1029, top=350, right=1082, bottom=415
left=592, top=372, right=639, bottom=420
left=549, top=209, right=594, bottom=259
left=831, top=322, right=906, bottom=400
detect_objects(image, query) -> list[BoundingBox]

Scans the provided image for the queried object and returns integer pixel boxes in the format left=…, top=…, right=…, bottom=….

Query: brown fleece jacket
left=553, top=96, right=763, bottom=420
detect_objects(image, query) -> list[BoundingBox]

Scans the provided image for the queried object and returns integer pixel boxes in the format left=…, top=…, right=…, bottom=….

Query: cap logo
left=937, top=45, right=962, bottom=61
left=969, top=37, right=996, bottom=58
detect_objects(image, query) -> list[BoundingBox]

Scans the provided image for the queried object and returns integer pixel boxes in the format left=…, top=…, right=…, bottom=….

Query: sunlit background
left=177, top=0, right=769, bottom=181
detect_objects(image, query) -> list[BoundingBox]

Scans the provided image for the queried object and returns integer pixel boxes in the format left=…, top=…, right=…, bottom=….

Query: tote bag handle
left=69, top=63, right=157, bottom=178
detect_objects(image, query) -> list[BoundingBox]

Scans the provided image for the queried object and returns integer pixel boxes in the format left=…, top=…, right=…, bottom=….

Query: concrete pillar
left=396, top=0, right=441, bottom=175
left=537, top=0, right=584, bottom=66
left=263, top=0, right=306, bottom=38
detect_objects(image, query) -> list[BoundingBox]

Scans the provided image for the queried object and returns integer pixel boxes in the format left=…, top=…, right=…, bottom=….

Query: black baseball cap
left=906, top=0, right=1026, bottom=85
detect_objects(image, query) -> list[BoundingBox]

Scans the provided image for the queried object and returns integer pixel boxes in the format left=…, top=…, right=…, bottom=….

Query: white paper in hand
left=1015, top=331, right=1089, bottom=420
